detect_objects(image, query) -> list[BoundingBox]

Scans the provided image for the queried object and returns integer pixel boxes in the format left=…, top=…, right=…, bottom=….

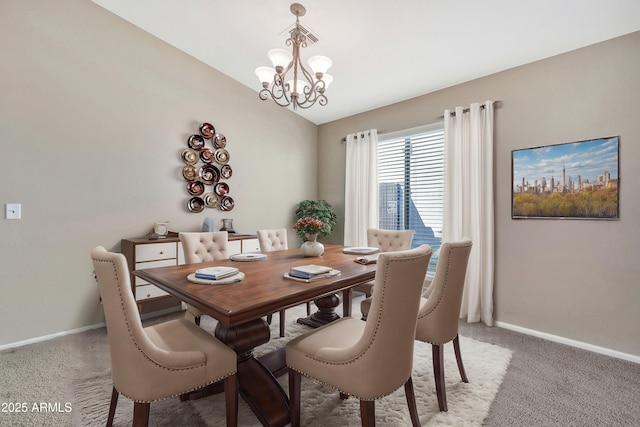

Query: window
left=377, top=124, right=444, bottom=276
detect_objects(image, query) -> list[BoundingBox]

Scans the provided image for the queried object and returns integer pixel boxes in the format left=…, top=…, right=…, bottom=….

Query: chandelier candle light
left=255, top=3, right=332, bottom=110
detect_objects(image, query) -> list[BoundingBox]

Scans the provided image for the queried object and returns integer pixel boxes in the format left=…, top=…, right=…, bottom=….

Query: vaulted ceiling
left=92, top=0, right=640, bottom=124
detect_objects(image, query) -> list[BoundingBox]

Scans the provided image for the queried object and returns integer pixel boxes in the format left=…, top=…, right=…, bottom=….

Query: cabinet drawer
left=135, top=284, right=169, bottom=302
left=135, top=242, right=176, bottom=262
left=134, top=259, right=176, bottom=285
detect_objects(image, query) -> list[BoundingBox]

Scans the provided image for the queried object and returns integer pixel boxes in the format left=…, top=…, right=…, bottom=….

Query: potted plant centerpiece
left=293, top=200, right=337, bottom=256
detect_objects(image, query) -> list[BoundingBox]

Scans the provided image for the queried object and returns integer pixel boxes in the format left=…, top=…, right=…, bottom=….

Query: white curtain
left=344, top=129, right=378, bottom=246
left=443, top=102, right=494, bottom=326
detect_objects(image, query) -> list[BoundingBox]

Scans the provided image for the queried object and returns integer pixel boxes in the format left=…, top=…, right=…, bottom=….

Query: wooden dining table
left=133, top=244, right=377, bottom=427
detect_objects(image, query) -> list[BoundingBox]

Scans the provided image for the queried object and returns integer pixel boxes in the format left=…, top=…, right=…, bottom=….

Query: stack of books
left=286, top=265, right=339, bottom=282
left=194, top=266, right=239, bottom=280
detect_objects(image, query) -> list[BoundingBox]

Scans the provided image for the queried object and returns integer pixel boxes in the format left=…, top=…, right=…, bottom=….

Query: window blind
left=378, top=127, right=444, bottom=275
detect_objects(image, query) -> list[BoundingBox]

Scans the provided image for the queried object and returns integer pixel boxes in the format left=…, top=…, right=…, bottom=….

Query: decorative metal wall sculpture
left=181, top=122, right=234, bottom=213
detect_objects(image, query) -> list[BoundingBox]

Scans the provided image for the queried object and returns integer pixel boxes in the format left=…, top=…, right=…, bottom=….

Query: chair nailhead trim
left=287, top=366, right=410, bottom=401
left=118, top=373, right=236, bottom=403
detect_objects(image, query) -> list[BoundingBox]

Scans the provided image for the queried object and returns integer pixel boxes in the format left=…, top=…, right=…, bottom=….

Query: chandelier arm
left=261, top=89, right=293, bottom=108
left=259, top=73, right=293, bottom=108
left=294, top=93, right=328, bottom=109
left=297, top=61, right=315, bottom=91
left=258, top=89, right=270, bottom=101
left=299, top=86, right=317, bottom=107
left=298, top=74, right=327, bottom=107
left=274, top=87, right=293, bottom=107
left=315, top=79, right=327, bottom=94
left=273, top=73, right=289, bottom=100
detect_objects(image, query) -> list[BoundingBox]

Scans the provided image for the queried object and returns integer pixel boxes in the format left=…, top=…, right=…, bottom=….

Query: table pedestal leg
left=297, top=293, right=341, bottom=328
left=215, top=319, right=290, bottom=427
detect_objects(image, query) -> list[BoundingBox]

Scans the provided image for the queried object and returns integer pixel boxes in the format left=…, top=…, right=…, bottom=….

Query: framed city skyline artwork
left=512, top=136, right=619, bottom=220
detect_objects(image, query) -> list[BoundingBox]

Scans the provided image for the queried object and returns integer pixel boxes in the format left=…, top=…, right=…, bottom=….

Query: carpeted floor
left=458, top=321, right=640, bottom=427
left=0, top=301, right=511, bottom=426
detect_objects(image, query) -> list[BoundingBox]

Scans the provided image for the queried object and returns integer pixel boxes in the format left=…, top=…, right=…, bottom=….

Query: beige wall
left=0, top=0, right=317, bottom=345
left=318, top=31, right=640, bottom=356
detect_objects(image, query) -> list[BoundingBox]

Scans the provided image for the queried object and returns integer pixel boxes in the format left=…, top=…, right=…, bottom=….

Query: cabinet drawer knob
left=159, top=251, right=164, bottom=255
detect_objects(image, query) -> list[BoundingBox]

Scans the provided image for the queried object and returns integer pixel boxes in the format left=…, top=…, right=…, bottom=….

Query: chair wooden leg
left=432, top=344, right=447, bottom=412
left=224, top=374, right=238, bottom=427
left=266, top=314, right=273, bottom=324
left=289, top=368, right=302, bottom=427
left=306, top=301, right=311, bottom=315
left=106, top=387, right=118, bottom=427
left=404, top=377, right=421, bottom=427
left=453, top=334, right=469, bottom=383
left=339, top=392, right=349, bottom=400
left=185, top=309, right=201, bottom=326
left=359, top=400, right=376, bottom=427
left=279, top=310, right=286, bottom=337
left=132, top=402, right=150, bottom=427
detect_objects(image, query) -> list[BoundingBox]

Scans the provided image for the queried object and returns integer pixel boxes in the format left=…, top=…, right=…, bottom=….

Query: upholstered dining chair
left=257, top=228, right=311, bottom=337
left=179, top=231, right=230, bottom=325
left=415, top=238, right=473, bottom=412
left=287, top=245, right=432, bottom=427
left=351, top=228, right=415, bottom=316
left=91, top=246, right=238, bottom=427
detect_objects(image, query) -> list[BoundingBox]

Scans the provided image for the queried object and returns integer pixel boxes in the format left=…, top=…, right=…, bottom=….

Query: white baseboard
left=495, top=321, right=640, bottom=364
left=0, top=306, right=182, bottom=352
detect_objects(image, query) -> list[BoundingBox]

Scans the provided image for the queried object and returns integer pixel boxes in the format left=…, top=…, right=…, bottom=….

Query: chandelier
left=255, top=3, right=333, bottom=110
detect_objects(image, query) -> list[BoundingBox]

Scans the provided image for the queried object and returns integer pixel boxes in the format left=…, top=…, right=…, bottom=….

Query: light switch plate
left=6, top=203, right=21, bottom=219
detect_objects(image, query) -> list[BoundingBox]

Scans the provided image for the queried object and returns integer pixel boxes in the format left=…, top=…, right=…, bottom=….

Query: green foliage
left=294, top=200, right=337, bottom=240
left=513, top=188, right=618, bottom=218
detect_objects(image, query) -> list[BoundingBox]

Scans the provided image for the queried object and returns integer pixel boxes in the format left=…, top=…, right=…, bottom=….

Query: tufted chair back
left=179, top=231, right=229, bottom=263
left=367, top=228, right=415, bottom=252
left=257, top=229, right=288, bottom=252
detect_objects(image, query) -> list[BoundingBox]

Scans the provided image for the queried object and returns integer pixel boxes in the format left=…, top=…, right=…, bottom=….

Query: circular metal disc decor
left=182, top=121, right=233, bottom=212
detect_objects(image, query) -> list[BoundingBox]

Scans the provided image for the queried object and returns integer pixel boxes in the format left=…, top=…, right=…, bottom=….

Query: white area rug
left=191, top=306, right=513, bottom=426
left=71, top=304, right=512, bottom=426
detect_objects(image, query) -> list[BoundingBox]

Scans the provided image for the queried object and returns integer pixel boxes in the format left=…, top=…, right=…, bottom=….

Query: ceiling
left=92, top=0, right=640, bottom=125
